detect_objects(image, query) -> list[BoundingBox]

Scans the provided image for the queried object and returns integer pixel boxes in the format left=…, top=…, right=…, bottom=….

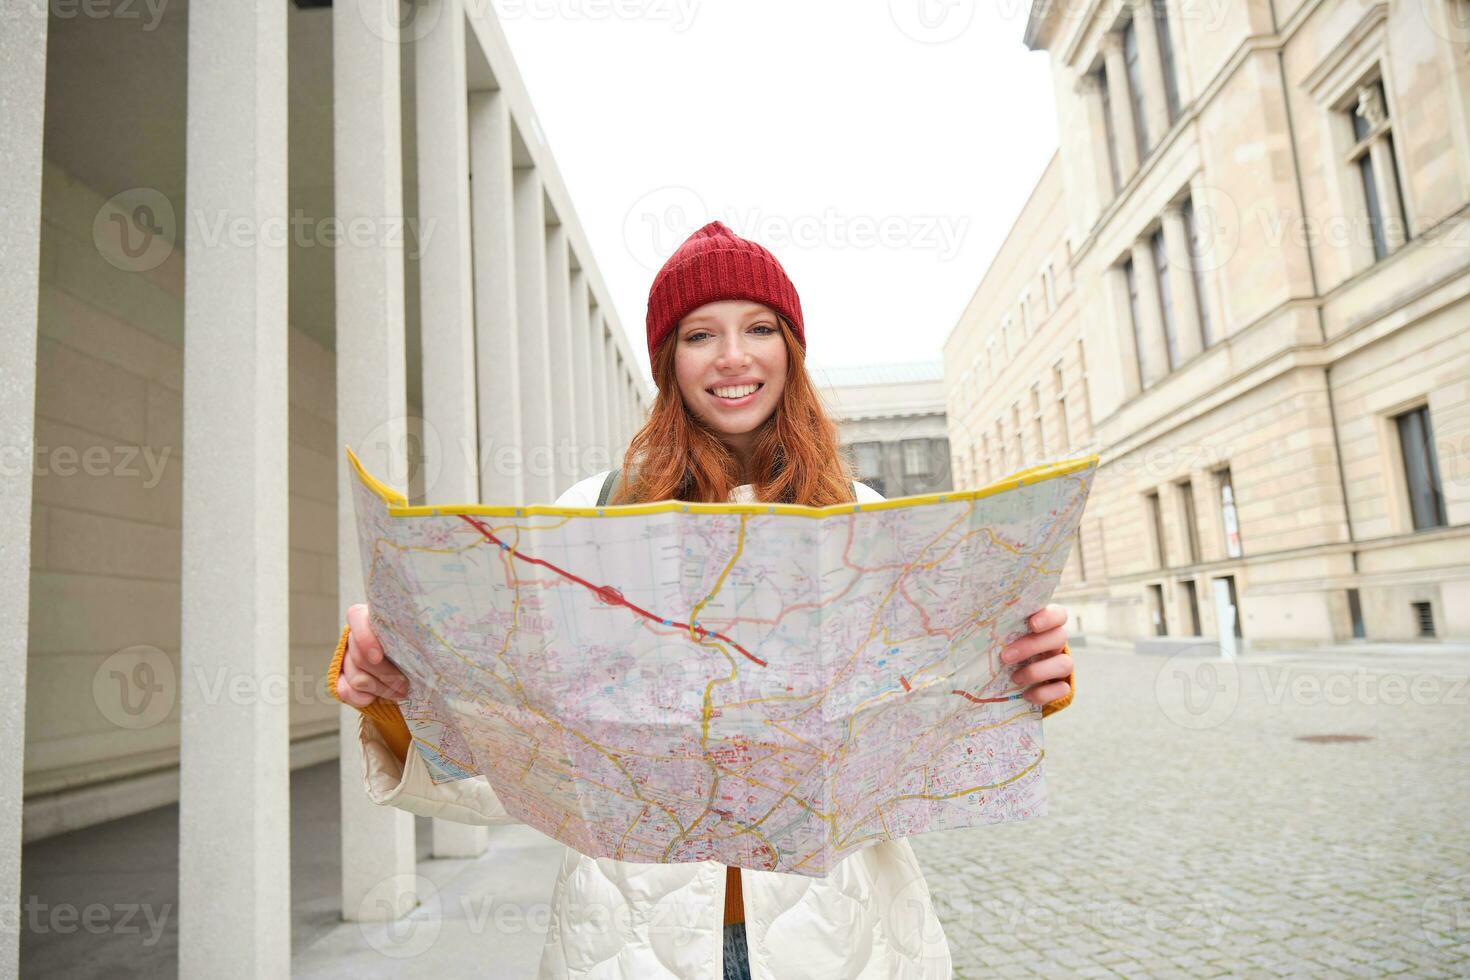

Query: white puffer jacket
left=351, top=473, right=956, bottom=978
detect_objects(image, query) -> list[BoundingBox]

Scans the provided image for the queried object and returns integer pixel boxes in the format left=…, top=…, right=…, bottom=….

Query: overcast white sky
left=491, top=0, right=1059, bottom=382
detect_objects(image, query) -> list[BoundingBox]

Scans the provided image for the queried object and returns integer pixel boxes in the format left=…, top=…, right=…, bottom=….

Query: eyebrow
left=681, top=310, right=774, bottom=329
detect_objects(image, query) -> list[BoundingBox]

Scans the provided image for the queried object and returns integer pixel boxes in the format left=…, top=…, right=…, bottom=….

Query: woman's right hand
left=336, top=603, right=411, bottom=708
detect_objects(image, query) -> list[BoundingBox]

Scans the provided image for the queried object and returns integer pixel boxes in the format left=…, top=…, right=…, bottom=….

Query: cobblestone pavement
left=909, top=643, right=1470, bottom=978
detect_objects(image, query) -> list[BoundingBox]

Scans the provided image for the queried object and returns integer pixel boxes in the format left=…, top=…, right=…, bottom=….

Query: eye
left=750, top=324, right=776, bottom=334
left=683, top=330, right=711, bottom=343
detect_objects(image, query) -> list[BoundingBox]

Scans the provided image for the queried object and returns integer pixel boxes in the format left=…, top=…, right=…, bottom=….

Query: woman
left=329, top=221, right=1076, bottom=978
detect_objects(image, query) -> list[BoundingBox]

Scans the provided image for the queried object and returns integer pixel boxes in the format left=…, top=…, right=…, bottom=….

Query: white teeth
left=711, top=383, right=759, bottom=399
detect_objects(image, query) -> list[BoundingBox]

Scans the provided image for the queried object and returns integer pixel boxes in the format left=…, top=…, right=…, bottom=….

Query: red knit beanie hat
left=645, top=220, right=805, bottom=360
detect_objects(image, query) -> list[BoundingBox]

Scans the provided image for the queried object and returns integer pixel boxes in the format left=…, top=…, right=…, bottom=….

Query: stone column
left=415, top=0, right=491, bottom=860
left=545, top=225, right=576, bottom=492
left=1107, top=265, right=1143, bottom=399
left=514, top=169, right=556, bottom=503
left=1130, top=1, right=1170, bottom=147
left=616, top=359, right=632, bottom=447
left=588, top=309, right=613, bottom=470
left=0, top=4, right=47, bottom=971
left=1102, top=31, right=1141, bottom=181
left=469, top=89, right=523, bottom=504
left=179, top=3, right=291, bottom=975
left=1130, top=238, right=1171, bottom=388
left=605, top=341, right=623, bottom=458
left=1074, top=72, right=1117, bottom=214
left=570, top=271, right=594, bottom=478
left=332, top=0, right=418, bottom=924
left=626, top=376, right=640, bottom=439
left=1160, top=203, right=1204, bottom=364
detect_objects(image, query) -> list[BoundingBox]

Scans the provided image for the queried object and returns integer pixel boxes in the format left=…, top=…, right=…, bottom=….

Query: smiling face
left=673, top=299, right=790, bottom=466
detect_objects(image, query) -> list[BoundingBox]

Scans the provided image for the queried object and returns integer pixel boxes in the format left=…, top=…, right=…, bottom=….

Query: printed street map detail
left=348, top=447, right=1096, bottom=876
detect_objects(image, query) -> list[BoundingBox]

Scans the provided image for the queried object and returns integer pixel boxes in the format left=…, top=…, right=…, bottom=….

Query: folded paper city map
left=347, top=446, right=1097, bottom=876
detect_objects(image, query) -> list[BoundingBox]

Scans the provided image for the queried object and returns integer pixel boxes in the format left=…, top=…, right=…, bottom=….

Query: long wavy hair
left=611, top=314, right=857, bottom=507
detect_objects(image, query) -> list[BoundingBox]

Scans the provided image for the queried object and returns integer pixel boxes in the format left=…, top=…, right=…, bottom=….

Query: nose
left=715, top=331, right=750, bottom=368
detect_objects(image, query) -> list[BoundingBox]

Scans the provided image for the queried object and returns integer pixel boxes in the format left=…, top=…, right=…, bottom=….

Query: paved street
left=25, top=642, right=1468, bottom=977
left=911, top=642, right=1470, bottom=978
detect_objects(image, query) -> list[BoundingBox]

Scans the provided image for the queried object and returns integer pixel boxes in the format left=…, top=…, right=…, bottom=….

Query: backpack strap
left=596, top=467, right=621, bottom=506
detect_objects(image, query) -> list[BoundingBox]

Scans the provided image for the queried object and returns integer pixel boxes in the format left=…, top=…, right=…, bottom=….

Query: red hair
left=612, top=316, right=857, bottom=507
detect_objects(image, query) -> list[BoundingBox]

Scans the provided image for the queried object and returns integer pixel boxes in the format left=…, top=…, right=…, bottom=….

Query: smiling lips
left=705, top=379, right=764, bottom=405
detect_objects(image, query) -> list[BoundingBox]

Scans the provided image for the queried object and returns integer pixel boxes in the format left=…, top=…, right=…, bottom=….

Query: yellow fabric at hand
left=327, top=623, right=413, bottom=764
left=1041, top=642, right=1075, bottom=719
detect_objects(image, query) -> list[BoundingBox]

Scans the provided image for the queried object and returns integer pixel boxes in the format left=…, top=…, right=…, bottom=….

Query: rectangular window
left=994, top=419, right=1005, bottom=477
left=1178, top=479, right=1200, bottom=564
left=1012, top=403, right=1025, bottom=468
left=1042, top=264, right=1056, bottom=312
left=1151, top=229, right=1180, bottom=370
left=1182, top=198, right=1215, bottom=348
left=1031, top=384, right=1046, bottom=458
left=1358, top=152, right=1388, bottom=259
left=1054, top=361, right=1071, bottom=451
left=1346, top=78, right=1409, bottom=262
left=1218, top=575, right=1243, bottom=638
left=1413, top=601, right=1436, bottom=638
left=1147, top=583, right=1169, bottom=636
left=1217, top=467, right=1243, bottom=558
left=1347, top=588, right=1366, bottom=639
left=1182, top=578, right=1201, bottom=635
left=1097, top=68, right=1121, bottom=192
left=1146, top=490, right=1167, bottom=568
left=1395, top=406, right=1447, bottom=529
left=980, top=434, right=992, bottom=484
left=1020, top=295, right=1031, bottom=336
left=1123, top=18, right=1150, bottom=158
left=1076, top=340, right=1093, bottom=432
left=902, top=440, right=931, bottom=477
left=1075, top=530, right=1088, bottom=581
left=1154, top=0, right=1182, bottom=123
left=854, top=442, right=882, bottom=480
left=1123, top=258, right=1146, bottom=385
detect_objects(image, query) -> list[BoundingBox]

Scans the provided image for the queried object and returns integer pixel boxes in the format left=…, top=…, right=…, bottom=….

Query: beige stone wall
left=954, top=0, right=1470, bottom=647
left=25, top=160, right=339, bottom=815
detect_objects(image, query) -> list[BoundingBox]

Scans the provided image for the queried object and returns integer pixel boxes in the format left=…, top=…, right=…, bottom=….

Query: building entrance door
left=1212, top=576, right=1241, bottom=659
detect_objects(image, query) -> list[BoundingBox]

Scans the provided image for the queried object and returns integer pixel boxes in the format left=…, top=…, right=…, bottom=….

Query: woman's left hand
left=1001, top=604, right=1073, bottom=706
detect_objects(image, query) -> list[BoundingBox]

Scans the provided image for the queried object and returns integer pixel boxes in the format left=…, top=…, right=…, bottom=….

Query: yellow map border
left=345, top=444, right=1099, bottom=520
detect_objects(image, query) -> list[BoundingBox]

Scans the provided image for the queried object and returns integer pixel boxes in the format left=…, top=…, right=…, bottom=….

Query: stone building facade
left=944, top=0, right=1470, bottom=648
left=816, top=362, right=953, bottom=498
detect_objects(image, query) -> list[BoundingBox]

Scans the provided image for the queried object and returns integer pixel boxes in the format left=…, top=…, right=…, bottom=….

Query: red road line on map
left=951, top=689, right=1025, bottom=704
left=459, top=514, right=767, bottom=667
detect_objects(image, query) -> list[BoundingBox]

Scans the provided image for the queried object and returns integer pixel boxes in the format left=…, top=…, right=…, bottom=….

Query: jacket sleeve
left=327, top=623, right=516, bottom=826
